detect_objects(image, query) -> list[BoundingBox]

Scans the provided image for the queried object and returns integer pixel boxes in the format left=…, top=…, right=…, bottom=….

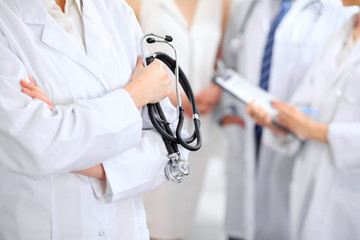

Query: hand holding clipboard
left=213, top=64, right=305, bottom=142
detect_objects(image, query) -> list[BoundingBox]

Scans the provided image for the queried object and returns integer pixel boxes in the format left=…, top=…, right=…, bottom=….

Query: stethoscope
left=141, top=33, right=202, bottom=183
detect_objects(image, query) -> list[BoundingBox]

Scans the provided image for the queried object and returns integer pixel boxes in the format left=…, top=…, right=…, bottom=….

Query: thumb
left=135, top=56, right=144, bottom=71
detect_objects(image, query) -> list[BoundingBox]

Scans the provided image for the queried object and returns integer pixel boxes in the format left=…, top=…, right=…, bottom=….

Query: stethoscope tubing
left=146, top=53, right=202, bottom=152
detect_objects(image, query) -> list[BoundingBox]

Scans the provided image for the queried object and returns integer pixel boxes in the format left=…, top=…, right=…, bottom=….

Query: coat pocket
left=223, top=124, right=245, bottom=175
left=320, top=187, right=360, bottom=240
left=334, top=72, right=360, bottom=122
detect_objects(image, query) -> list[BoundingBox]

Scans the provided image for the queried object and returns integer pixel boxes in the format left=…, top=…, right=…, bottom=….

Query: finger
left=28, top=75, right=37, bottom=86
left=22, top=88, right=47, bottom=102
left=277, top=110, right=293, bottom=122
left=21, top=87, right=35, bottom=98
left=272, top=101, right=295, bottom=115
left=22, top=88, right=53, bottom=109
left=248, top=101, right=255, bottom=109
left=249, top=105, right=259, bottom=119
left=255, top=107, right=271, bottom=125
left=253, top=105, right=264, bottom=117
left=258, top=109, right=267, bottom=121
left=246, top=101, right=255, bottom=114
left=21, top=79, right=49, bottom=99
left=277, top=113, right=290, bottom=128
left=247, top=107, right=257, bottom=119
left=135, top=56, right=144, bottom=71
left=156, top=62, right=168, bottom=78
left=21, top=89, right=50, bottom=106
left=32, top=86, right=49, bottom=98
left=271, top=101, right=290, bottom=110
left=20, top=79, right=38, bottom=91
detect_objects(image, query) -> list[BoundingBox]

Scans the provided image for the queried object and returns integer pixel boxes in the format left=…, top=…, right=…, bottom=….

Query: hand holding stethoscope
left=141, top=33, right=202, bottom=183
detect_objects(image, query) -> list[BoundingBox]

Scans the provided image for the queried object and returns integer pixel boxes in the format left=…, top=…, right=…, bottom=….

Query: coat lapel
left=315, top=16, right=360, bottom=122
left=82, top=0, right=112, bottom=87
left=326, top=17, right=360, bottom=92
left=311, top=21, right=351, bottom=106
left=14, top=0, right=111, bottom=91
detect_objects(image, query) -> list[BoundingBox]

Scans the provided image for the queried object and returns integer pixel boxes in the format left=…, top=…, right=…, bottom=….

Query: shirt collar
left=40, top=0, right=82, bottom=15
left=68, top=0, right=83, bottom=15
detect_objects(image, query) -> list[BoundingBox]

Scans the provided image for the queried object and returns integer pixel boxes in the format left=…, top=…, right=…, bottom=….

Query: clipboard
left=213, top=67, right=278, bottom=116
left=213, top=66, right=305, bottom=142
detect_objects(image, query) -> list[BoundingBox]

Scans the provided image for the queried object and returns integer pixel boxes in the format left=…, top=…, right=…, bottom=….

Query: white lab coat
left=220, top=0, right=351, bottom=239
left=284, top=15, right=360, bottom=240
left=220, top=1, right=276, bottom=238
left=0, top=0, right=187, bottom=239
left=256, top=2, right=353, bottom=240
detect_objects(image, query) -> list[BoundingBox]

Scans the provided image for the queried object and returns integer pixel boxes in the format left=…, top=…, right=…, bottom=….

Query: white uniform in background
left=256, top=2, right=353, bottom=240
left=0, top=0, right=188, bottom=239
left=220, top=0, right=351, bottom=239
left=139, top=0, right=224, bottom=238
left=284, top=15, right=360, bottom=240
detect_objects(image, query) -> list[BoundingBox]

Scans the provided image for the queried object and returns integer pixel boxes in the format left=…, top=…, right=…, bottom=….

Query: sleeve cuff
left=90, top=131, right=174, bottom=202
left=89, top=177, right=112, bottom=202
left=262, top=128, right=302, bottom=156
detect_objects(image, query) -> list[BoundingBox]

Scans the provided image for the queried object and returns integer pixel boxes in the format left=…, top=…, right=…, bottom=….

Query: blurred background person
left=219, top=0, right=353, bottom=240
left=126, top=0, right=230, bottom=239
left=247, top=1, right=360, bottom=239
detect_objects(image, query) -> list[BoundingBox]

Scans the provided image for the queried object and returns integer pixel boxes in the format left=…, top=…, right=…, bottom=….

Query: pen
left=298, top=106, right=321, bottom=115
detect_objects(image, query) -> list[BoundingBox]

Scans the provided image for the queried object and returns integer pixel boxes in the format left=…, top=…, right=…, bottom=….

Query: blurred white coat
left=281, top=15, right=360, bottom=240
left=221, top=0, right=352, bottom=239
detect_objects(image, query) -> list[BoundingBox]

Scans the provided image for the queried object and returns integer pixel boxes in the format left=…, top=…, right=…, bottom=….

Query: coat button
left=99, top=231, right=105, bottom=237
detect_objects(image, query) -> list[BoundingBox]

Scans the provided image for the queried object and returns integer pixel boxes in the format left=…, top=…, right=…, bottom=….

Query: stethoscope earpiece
left=146, top=37, right=156, bottom=44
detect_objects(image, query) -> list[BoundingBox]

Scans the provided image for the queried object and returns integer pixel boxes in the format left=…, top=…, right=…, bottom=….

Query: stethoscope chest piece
left=165, top=153, right=191, bottom=183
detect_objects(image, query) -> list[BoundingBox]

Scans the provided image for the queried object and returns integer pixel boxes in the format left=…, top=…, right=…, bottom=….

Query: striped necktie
left=255, top=0, right=292, bottom=155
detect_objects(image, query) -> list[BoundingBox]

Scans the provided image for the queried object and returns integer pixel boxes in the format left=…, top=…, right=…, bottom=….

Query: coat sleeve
left=91, top=98, right=189, bottom=202
left=214, top=92, right=240, bottom=124
left=327, top=122, right=360, bottom=170
left=0, top=31, right=143, bottom=180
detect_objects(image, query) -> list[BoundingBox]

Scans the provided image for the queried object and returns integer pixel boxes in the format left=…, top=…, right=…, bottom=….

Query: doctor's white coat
left=285, top=16, right=360, bottom=240
left=220, top=0, right=351, bottom=239
left=0, top=0, right=187, bottom=239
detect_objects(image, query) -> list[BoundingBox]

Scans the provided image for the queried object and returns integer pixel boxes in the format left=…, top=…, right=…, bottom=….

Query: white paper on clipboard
left=213, top=67, right=278, bottom=116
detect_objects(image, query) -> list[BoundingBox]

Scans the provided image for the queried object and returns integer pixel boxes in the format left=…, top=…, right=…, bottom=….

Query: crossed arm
left=20, top=56, right=172, bottom=180
left=20, top=78, right=108, bottom=180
